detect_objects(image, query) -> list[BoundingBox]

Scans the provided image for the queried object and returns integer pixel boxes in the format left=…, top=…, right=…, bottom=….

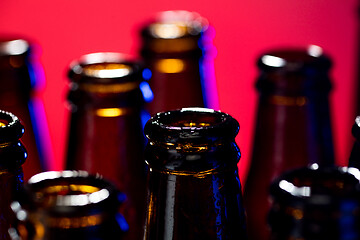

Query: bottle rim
left=0, top=110, right=24, bottom=143
left=145, top=107, right=239, bottom=144
left=257, top=45, right=332, bottom=72
left=19, top=170, right=123, bottom=215
left=68, top=52, right=143, bottom=85
left=0, top=38, right=30, bottom=56
left=270, top=164, right=360, bottom=205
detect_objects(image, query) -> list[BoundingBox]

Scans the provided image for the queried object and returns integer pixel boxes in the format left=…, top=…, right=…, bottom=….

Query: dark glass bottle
left=143, top=107, right=247, bottom=240
left=139, top=10, right=217, bottom=115
left=65, top=52, right=148, bottom=240
left=244, top=46, right=335, bottom=240
left=0, top=38, right=52, bottom=180
left=9, top=170, right=128, bottom=240
left=349, top=116, right=360, bottom=169
left=0, top=110, right=27, bottom=240
left=269, top=164, right=360, bottom=240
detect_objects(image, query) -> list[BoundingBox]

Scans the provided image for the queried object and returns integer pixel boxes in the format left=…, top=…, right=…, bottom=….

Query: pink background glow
left=0, top=1, right=357, bottom=182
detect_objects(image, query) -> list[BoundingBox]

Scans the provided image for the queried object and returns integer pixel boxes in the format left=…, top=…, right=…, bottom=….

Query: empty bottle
left=139, top=10, right=218, bottom=115
left=143, top=107, right=247, bottom=240
left=244, top=46, right=335, bottom=240
left=0, top=37, right=52, bottom=179
left=9, top=170, right=128, bottom=240
left=269, top=164, right=360, bottom=240
left=0, top=110, right=27, bottom=240
left=349, top=116, right=360, bottom=169
left=65, top=52, right=148, bottom=240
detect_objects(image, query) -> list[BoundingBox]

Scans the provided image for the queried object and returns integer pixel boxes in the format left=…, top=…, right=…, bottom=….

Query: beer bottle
left=0, top=37, right=52, bottom=179
left=0, top=110, right=27, bottom=240
left=65, top=52, right=148, bottom=240
left=139, top=10, right=218, bottom=115
left=349, top=116, right=360, bottom=169
left=143, top=107, right=247, bottom=239
left=244, top=46, right=335, bottom=240
left=269, top=164, right=360, bottom=240
left=9, top=170, right=128, bottom=240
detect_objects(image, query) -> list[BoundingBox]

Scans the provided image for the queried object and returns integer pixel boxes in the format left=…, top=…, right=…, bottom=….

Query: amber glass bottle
left=0, top=110, right=27, bottom=240
left=143, top=107, right=247, bottom=240
left=0, top=38, right=51, bottom=179
left=244, top=46, right=335, bottom=240
left=139, top=10, right=216, bottom=115
left=269, top=164, right=360, bottom=240
left=65, top=52, right=148, bottom=240
left=9, top=170, right=128, bottom=240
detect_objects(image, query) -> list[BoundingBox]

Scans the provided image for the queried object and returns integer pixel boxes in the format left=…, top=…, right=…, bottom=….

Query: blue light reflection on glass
left=198, top=25, right=219, bottom=110
left=140, top=81, right=154, bottom=103
left=142, top=68, right=152, bottom=80
left=116, top=213, right=130, bottom=232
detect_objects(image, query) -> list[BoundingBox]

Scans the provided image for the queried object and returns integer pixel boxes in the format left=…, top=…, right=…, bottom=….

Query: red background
left=0, top=1, right=357, bottom=182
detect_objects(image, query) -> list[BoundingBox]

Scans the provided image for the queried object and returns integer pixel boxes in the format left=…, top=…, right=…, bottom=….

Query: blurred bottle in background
left=269, top=164, right=360, bottom=240
left=139, top=10, right=219, bottom=115
left=0, top=110, right=27, bottom=240
left=0, top=37, right=53, bottom=179
left=349, top=116, right=360, bottom=169
left=10, top=170, right=128, bottom=240
left=65, top=52, right=150, bottom=240
left=244, top=46, right=335, bottom=240
left=143, top=108, right=247, bottom=240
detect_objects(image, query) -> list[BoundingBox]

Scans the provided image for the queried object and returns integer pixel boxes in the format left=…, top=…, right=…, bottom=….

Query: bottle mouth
left=146, top=10, right=208, bottom=39
left=0, top=110, right=24, bottom=143
left=0, top=39, right=29, bottom=56
left=145, top=107, right=239, bottom=144
left=68, top=52, right=142, bottom=86
left=258, top=45, right=331, bottom=71
left=270, top=164, right=360, bottom=204
left=140, top=11, right=208, bottom=53
left=23, top=171, right=122, bottom=212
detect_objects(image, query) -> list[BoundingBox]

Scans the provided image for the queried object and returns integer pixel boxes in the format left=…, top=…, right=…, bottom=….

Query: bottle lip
left=20, top=170, right=122, bottom=214
left=145, top=107, right=239, bottom=144
left=141, top=10, right=208, bottom=39
left=0, top=38, right=30, bottom=56
left=257, top=45, right=332, bottom=72
left=270, top=164, right=360, bottom=205
left=0, top=110, right=24, bottom=143
left=68, top=52, right=143, bottom=85
left=140, top=10, right=208, bottom=54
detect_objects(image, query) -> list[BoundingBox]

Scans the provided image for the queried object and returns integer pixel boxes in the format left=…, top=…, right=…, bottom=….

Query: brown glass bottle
left=143, top=107, right=247, bottom=240
left=9, top=170, right=128, bottom=240
left=0, top=110, right=27, bottom=240
left=244, top=46, right=335, bottom=240
left=269, top=164, right=360, bottom=240
left=139, top=10, right=217, bottom=115
left=0, top=38, right=52, bottom=179
left=65, top=52, right=148, bottom=240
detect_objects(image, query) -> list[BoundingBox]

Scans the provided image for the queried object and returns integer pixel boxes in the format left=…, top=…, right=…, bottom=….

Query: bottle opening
left=159, top=108, right=224, bottom=129
left=0, top=39, right=29, bottom=56
left=28, top=171, right=113, bottom=208
left=145, top=108, right=239, bottom=143
left=272, top=165, right=360, bottom=201
left=148, top=10, right=208, bottom=39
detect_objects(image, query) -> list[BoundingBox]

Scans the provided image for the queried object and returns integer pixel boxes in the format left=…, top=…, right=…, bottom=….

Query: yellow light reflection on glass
left=95, top=108, right=129, bottom=117
left=83, top=63, right=131, bottom=78
left=156, top=59, right=185, bottom=73
left=0, top=121, right=6, bottom=127
left=150, top=23, right=188, bottom=39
